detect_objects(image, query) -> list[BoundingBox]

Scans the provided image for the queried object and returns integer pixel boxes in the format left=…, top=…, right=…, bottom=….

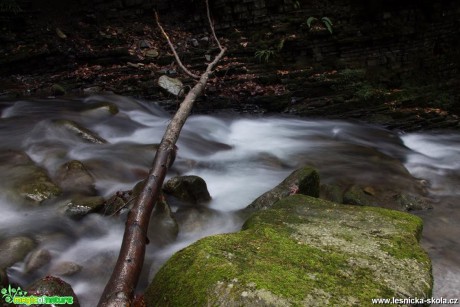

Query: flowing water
left=0, top=95, right=458, bottom=306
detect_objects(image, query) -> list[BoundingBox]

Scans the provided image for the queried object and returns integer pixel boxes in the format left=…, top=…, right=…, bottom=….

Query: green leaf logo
left=1, top=285, right=27, bottom=303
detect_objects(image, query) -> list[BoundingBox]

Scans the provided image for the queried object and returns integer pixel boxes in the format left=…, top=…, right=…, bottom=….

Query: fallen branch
left=97, top=2, right=226, bottom=306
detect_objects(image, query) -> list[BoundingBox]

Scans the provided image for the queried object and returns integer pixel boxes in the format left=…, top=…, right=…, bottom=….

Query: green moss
left=146, top=195, right=432, bottom=306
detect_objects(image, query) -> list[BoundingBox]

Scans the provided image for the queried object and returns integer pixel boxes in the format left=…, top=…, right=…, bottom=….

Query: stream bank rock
left=146, top=195, right=432, bottom=306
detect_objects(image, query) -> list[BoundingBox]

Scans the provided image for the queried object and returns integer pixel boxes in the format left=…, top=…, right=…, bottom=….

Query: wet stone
left=27, top=276, right=80, bottom=306
left=49, top=261, right=82, bottom=277
left=61, top=196, right=105, bottom=219
left=157, top=75, right=184, bottom=96
left=394, top=193, right=433, bottom=211
left=55, top=160, right=96, bottom=195
left=53, top=119, right=107, bottom=144
left=163, top=175, right=212, bottom=205
left=0, top=236, right=37, bottom=269
left=320, top=183, right=344, bottom=204
left=0, top=150, right=61, bottom=204
left=25, top=248, right=52, bottom=273
left=146, top=195, right=432, bottom=306
left=343, top=185, right=376, bottom=206
left=147, top=195, right=179, bottom=246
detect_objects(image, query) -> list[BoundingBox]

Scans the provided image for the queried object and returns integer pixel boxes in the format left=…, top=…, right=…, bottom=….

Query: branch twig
left=205, top=0, right=223, bottom=51
left=154, top=11, right=200, bottom=79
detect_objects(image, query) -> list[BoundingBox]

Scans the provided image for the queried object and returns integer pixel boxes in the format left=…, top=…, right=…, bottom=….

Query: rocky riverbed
left=0, top=95, right=459, bottom=305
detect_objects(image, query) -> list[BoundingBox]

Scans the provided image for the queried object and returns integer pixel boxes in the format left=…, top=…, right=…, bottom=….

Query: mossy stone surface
left=145, top=195, right=432, bottom=306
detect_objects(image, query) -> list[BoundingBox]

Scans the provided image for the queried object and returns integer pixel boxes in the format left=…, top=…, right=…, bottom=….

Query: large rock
left=245, top=166, right=320, bottom=211
left=146, top=195, right=432, bottom=306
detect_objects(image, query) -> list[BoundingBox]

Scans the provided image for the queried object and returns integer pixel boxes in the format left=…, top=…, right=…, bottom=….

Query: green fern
left=255, top=49, right=276, bottom=63
left=293, top=0, right=300, bottom=9
left=306, top=17, right=318, bottom=28
left=306, top=16, right=333, bottom=34
left=321, top=17, right=333, bottom=34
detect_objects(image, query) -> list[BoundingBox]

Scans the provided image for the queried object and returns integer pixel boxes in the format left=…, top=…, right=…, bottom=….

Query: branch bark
left=97, top=3, right=226, bottom=307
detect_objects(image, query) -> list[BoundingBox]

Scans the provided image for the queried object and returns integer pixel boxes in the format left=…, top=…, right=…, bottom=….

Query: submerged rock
left=25, top=248, right=52, bottom=273
left=60, top=196, right=105, bottom=219
left=246, top=166, right=320, bottom=211
left=146, top=195, right=432, bottom=306
left=320, top=183, right=344, bottom=203
left=53, top=119, right=107, bottom=144
left=174, top=206, right=220, bottom=234
left=343, top=184, right=376, bottom=206
left=55, top=160, right=96, bottom=195
left=163, top=175, right=211, bottom=205
left=0, top=236, right=36, bottom=269
left=394, top=193, right=433, bottom=211
left=147, top=194, right=179, bottom=246
left=0, top=150, right=61, bottom=203
left=49, top=261, right=82, bottom=277
left=81, top=101, right=119, bottom=116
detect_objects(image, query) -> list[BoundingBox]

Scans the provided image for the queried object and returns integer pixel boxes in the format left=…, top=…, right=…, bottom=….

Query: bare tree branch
left=205, top=0, right=223, bottom=51
left=97, top=3, right=226, bottom=306
left=154, top=11, right=200, bottom=79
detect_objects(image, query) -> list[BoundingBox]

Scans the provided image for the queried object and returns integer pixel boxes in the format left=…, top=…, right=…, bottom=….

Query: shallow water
left=0, top=95, right=458, bottom=306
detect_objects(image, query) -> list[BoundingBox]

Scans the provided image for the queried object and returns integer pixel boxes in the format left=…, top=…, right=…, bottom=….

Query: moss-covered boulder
left=146, top=195, right=432, bottom=306
left=246, top=166, right=320, bottom=211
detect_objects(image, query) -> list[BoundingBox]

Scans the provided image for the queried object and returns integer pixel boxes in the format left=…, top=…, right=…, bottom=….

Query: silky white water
left=0, top=95, right=458, bottom=306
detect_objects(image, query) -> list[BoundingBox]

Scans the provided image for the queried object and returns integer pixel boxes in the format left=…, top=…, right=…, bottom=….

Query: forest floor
left=1, top=5, right=459, bottom=131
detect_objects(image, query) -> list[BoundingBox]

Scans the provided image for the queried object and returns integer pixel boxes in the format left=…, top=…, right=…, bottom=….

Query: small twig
left=205, top=0, right=223, bottom=51
left=154, top=11, right=200, bottom=79
left=110, top=197, right=138, bottom=217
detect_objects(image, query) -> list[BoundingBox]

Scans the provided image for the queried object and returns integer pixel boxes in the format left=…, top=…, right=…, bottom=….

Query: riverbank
left=1, top=0, right=459, bottom=132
